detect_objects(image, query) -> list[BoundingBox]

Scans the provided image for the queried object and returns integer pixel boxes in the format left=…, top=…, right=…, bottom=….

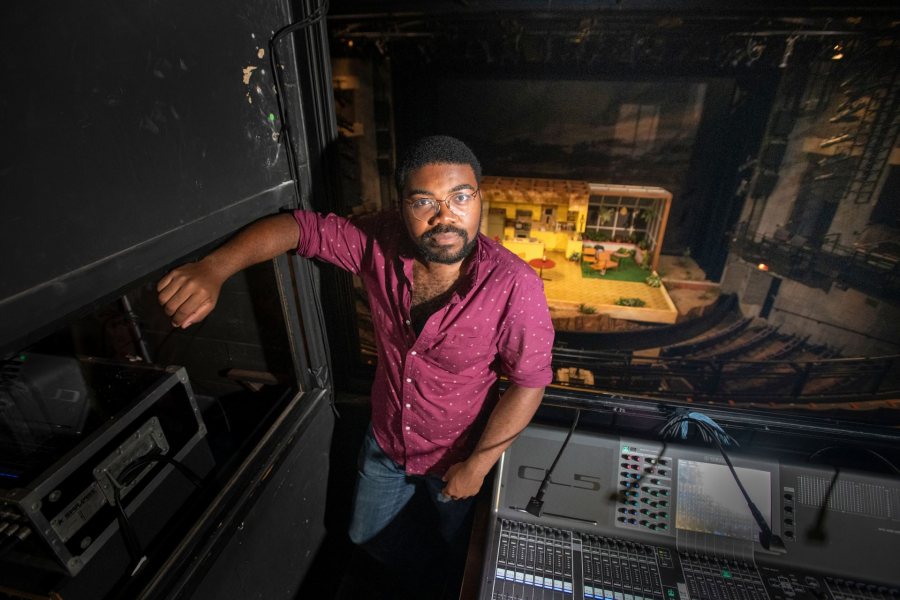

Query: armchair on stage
left=590, top=250, right=619, bottom=274
left=581, top=245, right=597, bottom=265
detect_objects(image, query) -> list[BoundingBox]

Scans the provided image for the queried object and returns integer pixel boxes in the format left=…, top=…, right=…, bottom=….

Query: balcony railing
left=551, top=348, right=899, bottom=403
left=733, top=224, right=900, bottom=301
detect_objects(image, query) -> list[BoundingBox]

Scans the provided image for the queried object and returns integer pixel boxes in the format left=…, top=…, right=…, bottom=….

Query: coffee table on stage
left=528, top=257, right=555, bottom=280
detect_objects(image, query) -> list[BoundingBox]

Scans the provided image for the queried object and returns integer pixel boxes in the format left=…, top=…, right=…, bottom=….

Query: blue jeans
left=348, top=426, right=475, bottom=569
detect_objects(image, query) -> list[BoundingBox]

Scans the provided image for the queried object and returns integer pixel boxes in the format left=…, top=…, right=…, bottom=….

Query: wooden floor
left=530, top=250, right=678, bottom=324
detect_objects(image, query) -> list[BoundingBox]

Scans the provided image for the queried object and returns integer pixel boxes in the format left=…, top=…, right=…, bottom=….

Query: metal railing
left=733, top=225, right=900, bottom=301
left=551, top=348, right=899, bottom=402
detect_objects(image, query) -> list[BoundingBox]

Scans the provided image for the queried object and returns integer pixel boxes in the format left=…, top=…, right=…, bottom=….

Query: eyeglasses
left=405, top=188, right=480, bottom=222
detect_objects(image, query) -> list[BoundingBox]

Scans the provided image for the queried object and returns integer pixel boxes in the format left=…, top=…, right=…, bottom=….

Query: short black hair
left=395, top=135, right=482, bottom=195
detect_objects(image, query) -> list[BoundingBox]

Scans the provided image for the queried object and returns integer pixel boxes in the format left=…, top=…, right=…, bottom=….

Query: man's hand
left=157, top=258, right=228, bottom=328
left=441, top=460, right=488, bottom=500
left=155, top=214, right=300, bottom=329
left=440, top=385, right=546, bottom=501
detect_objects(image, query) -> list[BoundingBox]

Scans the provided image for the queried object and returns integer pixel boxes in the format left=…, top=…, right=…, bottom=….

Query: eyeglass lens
left=409, top=189, right=478, bottom=221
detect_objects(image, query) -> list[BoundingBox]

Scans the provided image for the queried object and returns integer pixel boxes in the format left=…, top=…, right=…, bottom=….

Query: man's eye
left=449, top=192, right=474, bottom=205
left=412, top=198, right=436, bottom=209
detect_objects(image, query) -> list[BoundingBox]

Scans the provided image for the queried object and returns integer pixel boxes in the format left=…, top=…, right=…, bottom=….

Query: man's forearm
left=157, top=212, right=300, bottom=327
left=466, top=384, right=545, bottom=477
left=201, top=213, right=300, bottom=280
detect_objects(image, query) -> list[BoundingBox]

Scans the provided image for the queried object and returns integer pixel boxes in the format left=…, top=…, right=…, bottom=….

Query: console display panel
left=676, top=459, right=771, bottom=541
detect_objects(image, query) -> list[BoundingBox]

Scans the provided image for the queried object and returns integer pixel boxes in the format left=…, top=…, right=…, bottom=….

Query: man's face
left=401, top=163, right=482, bottom=265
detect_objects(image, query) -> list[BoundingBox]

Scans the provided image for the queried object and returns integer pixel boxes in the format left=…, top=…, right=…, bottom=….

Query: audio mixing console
left=479, top=424, right=900, bottom=600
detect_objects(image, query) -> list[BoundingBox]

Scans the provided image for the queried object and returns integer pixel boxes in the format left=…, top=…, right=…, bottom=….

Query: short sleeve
left=293, top=210, right=368, bottom=274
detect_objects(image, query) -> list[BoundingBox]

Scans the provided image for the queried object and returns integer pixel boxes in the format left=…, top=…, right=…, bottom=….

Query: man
left=157, top=135, right=554, bottom=592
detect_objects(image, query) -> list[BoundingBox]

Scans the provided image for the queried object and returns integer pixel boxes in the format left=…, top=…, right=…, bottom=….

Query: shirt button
left=406, top=378, right=412, bottom=383
left=405, top=426, right=410, bottom=431
left=405, top=320, right=410, bottom=325
left=405, top=403, right=411, bottom=408
left=411, top=351, right=417, bottom=356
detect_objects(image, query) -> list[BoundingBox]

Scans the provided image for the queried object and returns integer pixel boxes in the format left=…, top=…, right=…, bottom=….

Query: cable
left=107, top=454, right=205, bottom=576
left=268, top=0, right=331, bottom=203
left=805, top=468, right=839, bottom=544
left=803, top=445, right=900, bottom=543
left=698, top=419, right=784, bottom=553
left=119, top=453, right=204, bottom=489
left=658, top=411, right=737, bottom=448
left=660, top=410, right=785, bottom=553
left=120, top=294, right=153, bottom=364
left=111, top=478, right=147, bottom=576
left=525, top=409, right=581, bottom=517
left=807, top=445, right=900, bottom=475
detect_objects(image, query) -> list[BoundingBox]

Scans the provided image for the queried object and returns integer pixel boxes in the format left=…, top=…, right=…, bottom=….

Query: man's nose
left=430, top=200, right=458, bottom=223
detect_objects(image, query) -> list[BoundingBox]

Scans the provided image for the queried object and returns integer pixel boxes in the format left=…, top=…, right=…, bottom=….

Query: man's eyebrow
left=407, top=183, right=476, bottom=196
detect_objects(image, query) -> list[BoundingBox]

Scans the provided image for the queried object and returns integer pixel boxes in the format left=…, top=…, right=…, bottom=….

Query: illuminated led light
left=757, top=263, right=769, bottom=271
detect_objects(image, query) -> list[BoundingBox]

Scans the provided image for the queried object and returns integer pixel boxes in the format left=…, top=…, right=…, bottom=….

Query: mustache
left=421, top=224, right=468, bottom=240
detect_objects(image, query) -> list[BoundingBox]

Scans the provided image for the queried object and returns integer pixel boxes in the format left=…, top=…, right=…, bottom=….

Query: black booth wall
left=0, top=1, right=339, bottom=598
left=0, top=0, right=303, bottom=355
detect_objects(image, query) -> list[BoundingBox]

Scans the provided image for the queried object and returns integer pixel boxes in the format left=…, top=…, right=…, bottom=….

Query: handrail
left=732, top=225, right=900, bottom=303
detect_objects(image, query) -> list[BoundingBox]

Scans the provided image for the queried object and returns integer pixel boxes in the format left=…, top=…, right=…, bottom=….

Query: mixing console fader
left=493, top=520, right=575, bottom=598
left=680, top=553, right=768, bottom=600
left=580, top=533, right=678, bottom=600
left=490, top=520, right=687, bottom=600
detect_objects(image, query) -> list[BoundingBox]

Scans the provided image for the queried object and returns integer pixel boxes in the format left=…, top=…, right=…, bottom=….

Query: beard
left=416, top=224, right=477, bottom=264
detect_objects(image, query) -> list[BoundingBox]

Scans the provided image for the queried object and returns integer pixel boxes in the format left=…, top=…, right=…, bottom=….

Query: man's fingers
left=156, top=280, right=178, bottom=307
left=156, top=272, right=174, bottom=293
left=157, top=271, right=189, bottom=306
left=179, top=302, right=213, bottom=329
left=156, top=263, right=222, bottom=328
left=163, top=283, right=202, bottom=317
left=172, top=296, right=212, bottom=327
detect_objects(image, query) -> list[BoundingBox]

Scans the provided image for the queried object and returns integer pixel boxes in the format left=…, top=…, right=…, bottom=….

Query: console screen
left=676, top=459, right=772, bottom=541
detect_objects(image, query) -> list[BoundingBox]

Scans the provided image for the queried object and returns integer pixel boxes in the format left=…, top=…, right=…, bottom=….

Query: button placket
left=402, top=345, right=420, bottom=441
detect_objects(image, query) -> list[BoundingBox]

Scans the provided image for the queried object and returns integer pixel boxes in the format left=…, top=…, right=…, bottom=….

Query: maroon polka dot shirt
left=293, top=210, right=554, bottom=476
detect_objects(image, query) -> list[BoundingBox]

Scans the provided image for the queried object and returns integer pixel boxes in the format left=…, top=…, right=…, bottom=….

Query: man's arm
left=441, top=383, right=545, bottom=500
left=157, top=213, right=299, bottom=328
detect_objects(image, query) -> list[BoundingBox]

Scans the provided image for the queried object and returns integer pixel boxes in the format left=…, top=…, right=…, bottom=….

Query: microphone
left=525, top=409, right=581, bottom=517
left=804, top=445, right=899, bottom=544
left=661, top=410, right=786, bottom=553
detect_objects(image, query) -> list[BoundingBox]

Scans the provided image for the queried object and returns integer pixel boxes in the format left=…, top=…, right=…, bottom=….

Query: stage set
left=481, top=177, right=678, bottom=325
